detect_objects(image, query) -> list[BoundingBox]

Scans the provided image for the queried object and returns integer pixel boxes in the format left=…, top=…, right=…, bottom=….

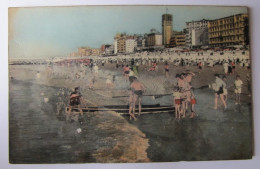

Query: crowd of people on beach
left=31, top=49, right=251, bottom=121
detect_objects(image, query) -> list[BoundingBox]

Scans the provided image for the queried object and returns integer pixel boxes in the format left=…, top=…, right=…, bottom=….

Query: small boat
left=65, top=104, right=175, bottom=115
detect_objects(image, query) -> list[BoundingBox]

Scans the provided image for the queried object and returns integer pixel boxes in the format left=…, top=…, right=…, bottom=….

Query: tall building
left=208, top=13, right=249, bottom=47
left=185, top=19, right=209, bottom=48
left=162, top=14, right=173, bottom=47
left=113, top=33, right=121, bottom=54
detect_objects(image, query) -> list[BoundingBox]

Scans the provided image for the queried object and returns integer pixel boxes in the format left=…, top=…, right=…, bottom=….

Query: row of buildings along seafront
left=184, top=13, right=249, bottom=49
left=70, top=13, right=249, bottom=57
left=208, top=13, right=249, bottom=47
left=70, top=47, right=101, bottom=57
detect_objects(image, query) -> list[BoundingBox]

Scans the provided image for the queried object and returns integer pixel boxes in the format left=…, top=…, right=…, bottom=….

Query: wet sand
left=9, top=77, right=149, bottom=163
left=9, top=55, right=253, bottom=163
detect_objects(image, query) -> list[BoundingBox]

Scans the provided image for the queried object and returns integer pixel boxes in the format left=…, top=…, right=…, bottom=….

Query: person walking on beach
left=106, top=74, right=115, bottom=89
left=212, top=74, right=227, bottom=110
left=190, top=92, right=197, bottom=118
left=231, top=60, right=236, bottom=74
left=234, top=75, right=243, bottom=105
left=222, top=76, right=228, bottom=103
left=123, top=65, right=130, bottom=82
left=228, top=61, right=232, bottom=75
left=198, top=62, right=202, bottom=73
left=164, top=62, right=169, bottom=77
left=129, top=77, right=145, bottom=118
left=223, top=61, right=229, bottom=75
left=182, top=74, right=193, bottom=118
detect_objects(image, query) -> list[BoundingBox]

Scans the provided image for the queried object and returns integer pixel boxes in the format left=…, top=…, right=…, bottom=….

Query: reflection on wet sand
left=9, top=59, right=252, bottom=163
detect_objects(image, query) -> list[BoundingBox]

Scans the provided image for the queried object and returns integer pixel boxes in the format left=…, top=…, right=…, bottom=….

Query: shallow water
left=9, top=77, right=150, bottom=163
left=9, top=64, right=253, bottom=163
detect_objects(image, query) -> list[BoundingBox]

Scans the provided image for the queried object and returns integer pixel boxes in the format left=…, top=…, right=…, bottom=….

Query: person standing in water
left=234, top=75, right=243, bottom=105
left=164, top=62, right=169, bottom=77
left=67, top=87, right=84, bottom=117
left=129, top=77, right=145, bottom=119
left=212, top=74, right=227, bottom=110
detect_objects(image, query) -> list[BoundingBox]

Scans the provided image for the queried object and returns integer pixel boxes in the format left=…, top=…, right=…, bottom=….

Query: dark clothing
left=215, top=86, right=224, bottom=95
left=228, top=66, right=232, bottom=74
left=133, top=90, right=143, bottom=97
left=69, top=91, right=82, bottom=106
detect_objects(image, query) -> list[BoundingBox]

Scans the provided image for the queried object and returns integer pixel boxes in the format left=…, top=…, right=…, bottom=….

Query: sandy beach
left=9, top=50, right=253, bottom=163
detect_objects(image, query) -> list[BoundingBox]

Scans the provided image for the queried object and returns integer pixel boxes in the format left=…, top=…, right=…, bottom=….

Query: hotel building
left=208, top=13, right=249, bottom=47
left=185, top=19, right=209, bottom=48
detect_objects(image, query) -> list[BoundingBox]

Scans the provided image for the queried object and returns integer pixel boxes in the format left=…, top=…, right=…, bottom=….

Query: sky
left=8, top=5, right=248, bottom=58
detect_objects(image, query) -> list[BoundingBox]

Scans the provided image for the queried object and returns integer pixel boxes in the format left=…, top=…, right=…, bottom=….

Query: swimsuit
left=133, top=90, right=143, bottom=97
left=215, top=86, right=224, bottom=95
left=175, top=99, right=181, bottom=105
left=191, top=98, right=196, bottom=104
left=70, top=96, right=80, bottom=106
left=69, top=92, right=82, bottom=106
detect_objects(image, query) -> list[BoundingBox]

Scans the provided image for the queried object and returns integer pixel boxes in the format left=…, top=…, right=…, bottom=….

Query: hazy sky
left=9, top=6, right=247, bottom=58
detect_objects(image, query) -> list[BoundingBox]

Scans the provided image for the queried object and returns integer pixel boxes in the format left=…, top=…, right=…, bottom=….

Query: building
left=171, top=31, right=186, bottom=47
left=162, top=14, right=173, bottom=47
left=191, top=29, right=208, bottom=46
left=114, top=33, right=138, bottom=54
left=117, top=37, right=126, bottom=53
left=76, top=47, right=100, bottom=56
left=113, top=33, right=122, bottom=54
left=169, top=36, right=176, bottom=48
left=101, top=44, right=114, bottom=55
left=125, top=38, right=136, bottom=53
left=208, top=13, right=249, bottom=47
left=100, top=44, right=106, bottom=54
left=114, top=39, right=118, bottom=54
left=136, top=36, right=144, bottom=47
left=185, top=19, right=209, bottom=48
left=147, top=33, right=162, bottom=47
left=77, top=47, right=86, bottom=57
left=135, top=35, right=146, bottom=52
left=105, top=45, right=114, bottom=55
left=91, top=48, right=101, bottom=56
